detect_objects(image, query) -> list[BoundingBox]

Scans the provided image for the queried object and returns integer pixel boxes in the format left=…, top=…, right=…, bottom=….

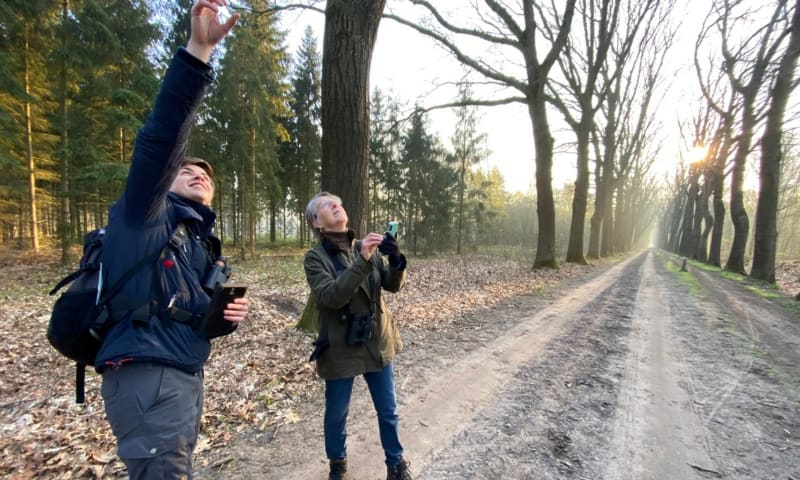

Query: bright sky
left=278, top=1, right=709, bottom=194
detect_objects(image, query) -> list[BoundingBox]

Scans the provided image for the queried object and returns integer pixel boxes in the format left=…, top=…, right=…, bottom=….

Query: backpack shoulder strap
left=97, top=223, right=187, bottom=306
left=49, top=270, right=83, bottom=296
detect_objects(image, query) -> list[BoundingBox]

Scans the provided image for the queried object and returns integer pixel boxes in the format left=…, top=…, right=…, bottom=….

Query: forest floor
left=0, top=247, right=798, bottom=479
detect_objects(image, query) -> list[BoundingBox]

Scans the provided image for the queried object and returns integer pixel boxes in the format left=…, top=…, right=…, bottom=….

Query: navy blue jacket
left=95, top=48, right=231, bottom=373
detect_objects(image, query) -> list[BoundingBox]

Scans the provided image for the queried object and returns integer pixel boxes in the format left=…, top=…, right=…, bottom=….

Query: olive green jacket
left=304, top=240, right=407, bottom=379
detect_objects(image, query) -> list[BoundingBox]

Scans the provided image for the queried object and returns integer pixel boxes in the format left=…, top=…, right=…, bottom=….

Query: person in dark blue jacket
left=95, top=1, right=247, bottom=478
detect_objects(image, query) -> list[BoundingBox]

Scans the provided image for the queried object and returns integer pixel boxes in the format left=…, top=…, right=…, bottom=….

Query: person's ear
left=312, top=215, right=321, bottom=229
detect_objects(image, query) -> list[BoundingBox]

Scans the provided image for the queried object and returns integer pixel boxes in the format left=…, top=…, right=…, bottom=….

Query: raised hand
left=359, top=233, right=385, bottom=261
left=378, top=234, right=403, bottom=267
left=187, top=0, right=240, bottom=62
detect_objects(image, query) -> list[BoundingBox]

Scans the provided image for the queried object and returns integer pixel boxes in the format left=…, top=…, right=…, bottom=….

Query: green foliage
left=203, top=3, right=291, bottom=247
left=281, top=25, right=322, bottom=247
left=368, top=88, right=405, bottom=232
left=0, top=0, right=60, bottom=243
left=400, top=110, right=456, bottom=253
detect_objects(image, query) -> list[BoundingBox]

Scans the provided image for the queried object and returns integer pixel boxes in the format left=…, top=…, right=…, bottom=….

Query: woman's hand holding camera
left=378, top=235, right=403, bottom=267
left=359, top=233, right=384, bottom=261
left=360, top=231, right=404, bottom=267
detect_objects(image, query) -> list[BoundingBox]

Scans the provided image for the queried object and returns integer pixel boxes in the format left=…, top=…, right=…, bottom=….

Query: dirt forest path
left=203, top=250, right=799, bottom=480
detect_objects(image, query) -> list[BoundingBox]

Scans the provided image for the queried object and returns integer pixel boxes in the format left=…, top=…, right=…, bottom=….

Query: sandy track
left=201, top=250, right=799, bottom=479
left=605, top=254, right=716, bottom=479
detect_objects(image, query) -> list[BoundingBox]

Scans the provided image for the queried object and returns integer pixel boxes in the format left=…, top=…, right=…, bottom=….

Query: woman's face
left=314, top=195, right=348, bottom=232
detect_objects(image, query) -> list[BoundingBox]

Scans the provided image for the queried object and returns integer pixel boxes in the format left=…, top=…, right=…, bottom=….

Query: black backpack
left=47, top=227, right=180, bottom=403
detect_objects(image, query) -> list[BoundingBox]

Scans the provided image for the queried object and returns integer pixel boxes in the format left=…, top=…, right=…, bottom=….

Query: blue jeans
left=324, top=363, right=404, bottom=467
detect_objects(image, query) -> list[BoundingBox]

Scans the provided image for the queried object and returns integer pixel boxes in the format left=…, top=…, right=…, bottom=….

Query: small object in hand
left=198, top=283, right=247, bottom=338
left=386, top=221, right=399, bottom=239
left=378, top=234, right=403, bottom=267
left=217, top=5, right=231, bottom=23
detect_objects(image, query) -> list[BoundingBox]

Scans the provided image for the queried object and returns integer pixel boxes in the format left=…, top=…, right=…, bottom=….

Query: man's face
left=170, top=164, right=214, bottom=205
left=313, top=195, right=348, bottom=232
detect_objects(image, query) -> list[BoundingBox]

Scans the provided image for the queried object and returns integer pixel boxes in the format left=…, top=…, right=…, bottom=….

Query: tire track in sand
left=605, top=253, right=717, bottom=480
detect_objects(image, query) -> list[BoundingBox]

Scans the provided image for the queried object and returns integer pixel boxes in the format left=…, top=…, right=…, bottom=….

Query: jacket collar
left=167, top=191, right=216, bottom=236
left=321, top=230, right=355, bottom=255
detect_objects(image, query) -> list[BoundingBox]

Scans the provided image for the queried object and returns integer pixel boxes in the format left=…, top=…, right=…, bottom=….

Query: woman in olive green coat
left=304, top=192, right=413, bottom=480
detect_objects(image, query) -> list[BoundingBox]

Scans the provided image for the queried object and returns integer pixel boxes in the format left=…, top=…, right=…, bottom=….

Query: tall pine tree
left=206, top=3, right=290, bottom=251
left=281, top=25, right=321, bottom=246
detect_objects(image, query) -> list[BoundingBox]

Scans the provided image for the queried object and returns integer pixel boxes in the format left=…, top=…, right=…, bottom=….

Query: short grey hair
left=305, top=192, right=341, bottom=239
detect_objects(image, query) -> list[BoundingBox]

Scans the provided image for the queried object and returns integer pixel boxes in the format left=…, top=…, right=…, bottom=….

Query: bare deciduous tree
left=385, top=0, right=577, bottom=268
left=751, top=0, right=800, bottom=282
left=546, top=0, right=661, bottom=264
left=700, top=0, right=793, bottom=274
left=590, top=11, right=672, bottom=258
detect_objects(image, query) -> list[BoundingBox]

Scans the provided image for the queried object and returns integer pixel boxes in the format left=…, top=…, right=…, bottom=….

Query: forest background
left=2, top=0, right=800, bottom=286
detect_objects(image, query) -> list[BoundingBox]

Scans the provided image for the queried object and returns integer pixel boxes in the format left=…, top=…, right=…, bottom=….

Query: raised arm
left=121, top=0, right=239, bottom=223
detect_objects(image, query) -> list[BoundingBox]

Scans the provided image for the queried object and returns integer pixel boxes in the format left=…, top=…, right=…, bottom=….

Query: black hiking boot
left=386, top=458, right=413, bottom=480
left=329, top=458, right=348, bottom=480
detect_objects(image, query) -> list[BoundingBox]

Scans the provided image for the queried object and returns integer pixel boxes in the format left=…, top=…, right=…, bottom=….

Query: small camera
left=345, top=313, right=373, bottom=345
left=385, top=221, right=399, bottom=239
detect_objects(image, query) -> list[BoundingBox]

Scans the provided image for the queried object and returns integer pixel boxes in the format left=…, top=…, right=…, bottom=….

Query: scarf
left=321, top=230, right=355, bottom=254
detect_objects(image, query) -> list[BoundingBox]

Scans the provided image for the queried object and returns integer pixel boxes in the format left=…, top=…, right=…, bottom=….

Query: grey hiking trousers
left=101, top=362, right=203, bottom=479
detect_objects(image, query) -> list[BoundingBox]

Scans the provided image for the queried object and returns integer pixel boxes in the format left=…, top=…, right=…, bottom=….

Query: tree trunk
left=250, top=126, right=257, bottom=250
left=751, top=0, right=800, bottom=283
left=529, top=97, right=557, bottom=269
left=23, top=24, right=39, bottom=252
left=726, top=93, right=758, bottom=274
left=587, top=150, right=604, bottom=259
left=58, top=0, right=71, bottom=264
left=456, top=157, right=465, bottom=255
left=708, top=152, right=727, bottom=267
left=600, top=181, right=615, bottom=257
left=679, top=174, right=699, bottom=257
left=726, top=104, right=753, bottom=275
left=320, top=0, right=387, bottom=236
left=668, top=194, right=685, bottom=253
left=695, top=184, right=713, bottom=263
left=566, top=121, right=590, bottom=264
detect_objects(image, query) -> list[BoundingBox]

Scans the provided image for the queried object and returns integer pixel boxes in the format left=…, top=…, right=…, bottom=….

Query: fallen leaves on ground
left=0, top=250, right=796, bottom=479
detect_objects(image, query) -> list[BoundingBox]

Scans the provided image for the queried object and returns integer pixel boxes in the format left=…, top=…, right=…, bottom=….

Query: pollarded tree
left=546, top=0, right=664, bottom=264
left=693, top=33, right=744, bottom=267
left=591, top=13, right=672, bottom=258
